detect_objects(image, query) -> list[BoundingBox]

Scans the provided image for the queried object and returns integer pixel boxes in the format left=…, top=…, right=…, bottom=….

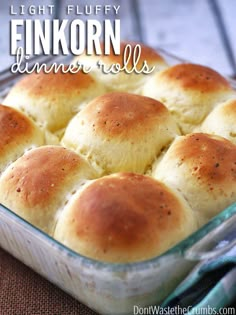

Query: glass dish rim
left=1, top=201, right=236, bottom=272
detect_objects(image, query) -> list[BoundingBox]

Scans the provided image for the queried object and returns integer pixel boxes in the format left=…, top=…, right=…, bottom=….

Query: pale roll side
left=197, top=99, right=236, bottom=144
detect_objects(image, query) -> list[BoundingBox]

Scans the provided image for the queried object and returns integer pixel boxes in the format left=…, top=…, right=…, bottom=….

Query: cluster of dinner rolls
left=3, top=68, right=106, bottom=139
left=0, top=41, right=235, bottom=263
left=143, top=63, right=236, bottom=133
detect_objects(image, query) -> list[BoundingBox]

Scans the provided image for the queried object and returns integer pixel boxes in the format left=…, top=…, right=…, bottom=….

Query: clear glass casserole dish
left=0, top=202, right=236, bottom=315
left=0, top=50, right=236, bottom=315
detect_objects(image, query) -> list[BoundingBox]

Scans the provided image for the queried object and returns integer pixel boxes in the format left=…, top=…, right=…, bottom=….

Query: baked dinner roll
left=0, top=104, right=44, bottom=174
left=73, top=41, right=168, bottom=93
left=54, top=173, right=197, bottom=263
left=198, top=99, right=236, bottom=144
left=3, top=68, right=106, bottom=136
left=0, top=146, right=97, bottom=234
left=142, top=63, right=235, bottom=134
left=62, top=92, right=180, bottom=175
left=153, top=133, right=236, bottom=225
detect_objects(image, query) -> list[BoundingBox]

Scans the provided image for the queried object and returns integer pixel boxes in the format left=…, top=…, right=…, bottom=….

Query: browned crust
left=173, top=133, right=236, bottom=187
left=69, top=173, right=185, bottom=254
left=220, top=99, right=236, bottom=115
left=11, top=68, right=96, bottom=98
left=159, top=63, right=231, bottom=92
left=80, top=92, right=169, bottom=138
left=0, top=104, right=36, bottom=152
left=2, top=146, right=88, bottom=208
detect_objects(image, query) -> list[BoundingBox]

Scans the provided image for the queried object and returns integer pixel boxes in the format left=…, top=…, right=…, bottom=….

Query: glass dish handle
left=184, top=213, right=236, bottom=261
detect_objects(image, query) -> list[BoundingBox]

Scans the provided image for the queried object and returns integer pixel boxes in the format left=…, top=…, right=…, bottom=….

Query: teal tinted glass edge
left=0, top=202, right=235, bottom=272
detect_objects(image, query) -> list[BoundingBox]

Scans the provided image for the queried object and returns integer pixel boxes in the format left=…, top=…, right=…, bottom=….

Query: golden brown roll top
left=142, top=63, right=235, bottom=133
left=3, top=68, right=107, bottom=136
left=198, top=99, right=236, bottom=144
left=62, top=92, right=180, bottom=175
left=0, top=104, right=44, bottom=174
left=54, top=172, right=197, bottom=263
left=0, top=146, right=98, bottom=234
left=153, top=133, right=236, bottom=225
left=74, top=41, right=168, bottom=93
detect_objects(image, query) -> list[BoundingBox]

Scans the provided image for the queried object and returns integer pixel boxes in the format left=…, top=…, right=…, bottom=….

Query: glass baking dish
left=0, top=203, right=236, bottom=315
left=0, top=50, right=236, bottom=315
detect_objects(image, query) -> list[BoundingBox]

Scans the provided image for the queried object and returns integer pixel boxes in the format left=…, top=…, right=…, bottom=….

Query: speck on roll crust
left=54, top=173, right=197, bottom=263
left=154, top=133, right=236, bottom=225
left=62, top=92, right=180, bottom=175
